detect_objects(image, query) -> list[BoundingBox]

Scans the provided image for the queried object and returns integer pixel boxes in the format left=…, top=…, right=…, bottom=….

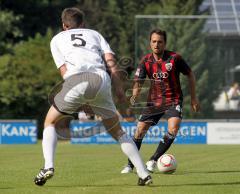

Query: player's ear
left=62, top=23, right=69, bottom=31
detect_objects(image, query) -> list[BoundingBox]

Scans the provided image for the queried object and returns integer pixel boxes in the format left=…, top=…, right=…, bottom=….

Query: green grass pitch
left=0, top=143, right=240, bottom=194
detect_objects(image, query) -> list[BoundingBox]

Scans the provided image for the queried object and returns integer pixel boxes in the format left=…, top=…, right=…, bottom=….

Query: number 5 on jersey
left=71, top=34, right=86, bottom=47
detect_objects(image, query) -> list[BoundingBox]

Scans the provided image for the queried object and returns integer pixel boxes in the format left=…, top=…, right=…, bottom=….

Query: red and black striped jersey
left=134, top=50, right=191, bottom=110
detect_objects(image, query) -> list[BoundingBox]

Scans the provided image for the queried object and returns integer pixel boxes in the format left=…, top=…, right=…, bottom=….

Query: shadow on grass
left=0, top=187, right=15, bottom=189
left=38, top=170, right=240, bottom=189
left=46, top=181, right=240, bottom=188
left=152, top=181, right=240, bottom=188
left=47, top=184, right=143, bottom=188
left=176, top=170, right=240, bottom=175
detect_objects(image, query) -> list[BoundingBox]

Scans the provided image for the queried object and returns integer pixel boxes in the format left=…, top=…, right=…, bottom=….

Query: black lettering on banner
left=71, top=34, right=86, bottom=47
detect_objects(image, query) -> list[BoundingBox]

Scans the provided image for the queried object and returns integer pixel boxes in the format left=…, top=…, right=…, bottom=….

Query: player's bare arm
left=131, top=81, right=143, bottom=105
left=187, top=71, right=200, bottom=112
left=103, top=53, right=126, bottom=103
left=59, top=64, right=67, bottom=77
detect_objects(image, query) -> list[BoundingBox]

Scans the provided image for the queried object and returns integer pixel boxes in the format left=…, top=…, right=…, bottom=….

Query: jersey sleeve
left=50, top=37, right=65, bottom=69
left=98, top=33, right=115, bottom=55
left=176, top=55, right=192, bottom=75
left=134, top=58, right=147, bottom=82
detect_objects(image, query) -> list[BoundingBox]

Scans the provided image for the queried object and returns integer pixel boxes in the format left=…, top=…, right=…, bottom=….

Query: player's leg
left=91, top=71, right=151, bottom=185
left=121, top=121, right=151, bottom=173
left=34, top=105, right=64, bottom=186
left=121, top=110, right=162, bottom=173
left=43, top=106, right=65, bottom=168
left=102, top=115, right=152, bottom=185
left=146, top=105, right=182, bottom=172
left=34, top=72, right=103, bottom=186
left=147, top=117, right=181, bottom=172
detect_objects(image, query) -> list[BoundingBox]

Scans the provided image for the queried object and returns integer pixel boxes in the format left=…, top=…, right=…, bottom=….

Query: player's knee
left=118, top=132, right=131, bottom=143
left=134, top=130, right=146, bottom=139
left=134, top=125, right=149, bottom=139
left=102, top=116, right=126, bottom=140
left=135, top=130, right=147, bottom=139
left=111, top=128, right=126, bottom=141
left=168, top=128, right=179, bottom=136
left=44, top=118, right=56, bottom=128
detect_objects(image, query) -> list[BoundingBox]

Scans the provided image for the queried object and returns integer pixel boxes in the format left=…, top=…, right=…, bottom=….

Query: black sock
left=127, top=137, right=143, bottom=169
left=150, top=132, right=175, bottom=161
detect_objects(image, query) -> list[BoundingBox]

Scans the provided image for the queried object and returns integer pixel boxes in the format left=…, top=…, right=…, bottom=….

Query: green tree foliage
left=106, top=0, right=160, bottom=65
left=0, top=10, right=22, bottom=54
left=0, top=29, right=60, bottom=129
left=0, top=0, right=227, bottom=122
left=0, top=0, right=78, bottom=39
left=75, top=0, right=160, bottom=71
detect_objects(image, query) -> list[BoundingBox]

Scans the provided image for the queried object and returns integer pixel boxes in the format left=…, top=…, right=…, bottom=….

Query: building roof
left=200, top=0, right=240, bottom=34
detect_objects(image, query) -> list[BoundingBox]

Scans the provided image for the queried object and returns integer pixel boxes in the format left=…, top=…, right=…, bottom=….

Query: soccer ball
left=157, top=154, right=177, bottom=174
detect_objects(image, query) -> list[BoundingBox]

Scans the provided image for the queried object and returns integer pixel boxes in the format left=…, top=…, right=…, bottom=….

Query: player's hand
left=130, top=95, right=137, bottom=106
left=191, top=98, right=200, bottom=112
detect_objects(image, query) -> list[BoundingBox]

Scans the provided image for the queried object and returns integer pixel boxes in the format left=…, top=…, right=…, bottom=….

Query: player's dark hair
left=150, top=29, right=167, bottom=43
left=61, top=7, right=84, bottom=29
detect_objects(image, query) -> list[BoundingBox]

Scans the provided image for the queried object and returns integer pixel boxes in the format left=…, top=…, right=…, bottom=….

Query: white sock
left=42, top=125, right=57, bottom=169
left=118, top=134, right=149, bottom=179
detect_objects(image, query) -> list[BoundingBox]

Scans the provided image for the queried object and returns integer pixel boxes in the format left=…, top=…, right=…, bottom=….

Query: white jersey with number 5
left=50, top=28, right=114, bottom=79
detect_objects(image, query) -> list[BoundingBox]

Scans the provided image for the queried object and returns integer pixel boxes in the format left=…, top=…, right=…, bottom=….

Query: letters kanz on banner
left=0, top=121, right=37, bottom=144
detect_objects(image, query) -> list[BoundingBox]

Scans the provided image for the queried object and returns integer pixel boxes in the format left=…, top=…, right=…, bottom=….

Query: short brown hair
left=150, top=29, right=167, bottom=43
left=61, top=7, right=84, bottom=29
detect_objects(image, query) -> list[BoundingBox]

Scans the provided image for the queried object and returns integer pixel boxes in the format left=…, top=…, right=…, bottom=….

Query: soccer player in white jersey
left=34, top=7, right=152, bottom=186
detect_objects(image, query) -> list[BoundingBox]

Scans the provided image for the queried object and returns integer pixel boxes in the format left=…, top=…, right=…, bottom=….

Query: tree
left=106, top=0, right=160, bottom=69
left=74, top=0, right=161, bottom=71
left=0, top=10, right=22, bottom=54
left=0, top=29, right=61, bottom=135
left=0, top=0, right=224, bottom=121
left=0, top=0, right=78, bottom=40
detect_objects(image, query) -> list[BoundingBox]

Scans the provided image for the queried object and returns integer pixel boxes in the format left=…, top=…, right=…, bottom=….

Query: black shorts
left=138, top=105, right=182, bottom=126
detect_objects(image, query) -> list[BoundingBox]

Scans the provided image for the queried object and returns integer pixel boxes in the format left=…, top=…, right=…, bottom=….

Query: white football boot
left=146, top=160, right=157, bottom=173
left=121, top=165, right=133, bottom=174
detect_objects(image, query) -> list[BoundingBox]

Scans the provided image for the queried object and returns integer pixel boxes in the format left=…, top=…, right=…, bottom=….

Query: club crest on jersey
left=165, top=63, right=173, bottom=71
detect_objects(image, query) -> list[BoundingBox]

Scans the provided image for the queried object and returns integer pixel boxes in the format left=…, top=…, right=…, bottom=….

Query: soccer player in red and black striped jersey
left=121, top=29, right=200, bottom=173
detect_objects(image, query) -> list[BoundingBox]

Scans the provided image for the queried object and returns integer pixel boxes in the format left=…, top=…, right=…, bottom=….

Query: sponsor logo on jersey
left=153, top=71, right=169, bottom=80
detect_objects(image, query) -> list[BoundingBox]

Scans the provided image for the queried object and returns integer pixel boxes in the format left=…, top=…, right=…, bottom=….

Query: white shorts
left=50, top=71, right=117, bottom=119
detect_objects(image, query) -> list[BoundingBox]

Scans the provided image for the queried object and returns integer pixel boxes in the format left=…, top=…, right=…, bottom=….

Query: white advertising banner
left=207, top=123, right=240, bottom=144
